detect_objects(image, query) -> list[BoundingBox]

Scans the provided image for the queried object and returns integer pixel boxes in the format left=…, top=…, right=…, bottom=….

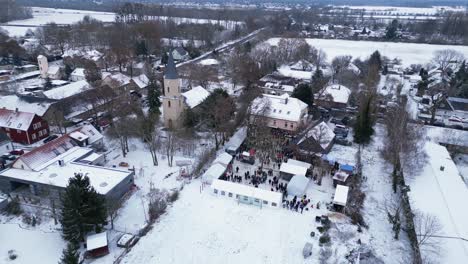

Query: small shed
left=333, top=185, right=349, bottom=212
left=280, top=159, right=310, bottom=181
left=287, top=175, right=310, bottom=197
left=202, top=163, right=227, bottom=185
left=213, top=152, right=233, bottom=167
left=86, top=232, right=109, bottom=258
left=332, top=171, right=350, bottom=187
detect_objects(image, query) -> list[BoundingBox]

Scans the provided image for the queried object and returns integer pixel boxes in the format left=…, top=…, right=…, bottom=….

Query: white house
left=70, top=68, right=86, bottom=82
left=171, top=47, right=189, bottom=62
left=251, top=94, right=308, bottom=132
left=315, top=84, right=351, bottom=109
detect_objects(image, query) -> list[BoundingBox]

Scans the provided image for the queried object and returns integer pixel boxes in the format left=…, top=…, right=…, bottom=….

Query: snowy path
left=361, top=124, right=412, bottom=263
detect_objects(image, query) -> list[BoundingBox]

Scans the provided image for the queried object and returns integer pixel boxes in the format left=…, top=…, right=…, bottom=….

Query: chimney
left=440, top=166, right=445, bottom=171
left=15, top=108, right=18, bottom=112
left=58, top=160, right=65, bottom=167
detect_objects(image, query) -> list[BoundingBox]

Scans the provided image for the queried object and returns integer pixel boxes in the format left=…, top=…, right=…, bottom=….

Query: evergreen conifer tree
left=58, top=243, right=79, bottom=264
left=60, top=173, right=107, bottom=244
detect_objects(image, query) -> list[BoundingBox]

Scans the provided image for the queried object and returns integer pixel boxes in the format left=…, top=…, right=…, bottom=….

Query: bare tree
left=164, top=130, right=178, bottom=167
left=383, top=198, right=402, bottom=240
left=331, top=55, right=352, bottom=79
left=136, top=112, right=161, bottom=166
left=414, top=211, right=443, bottom=261
left=431, top=49, right=465, bottom=78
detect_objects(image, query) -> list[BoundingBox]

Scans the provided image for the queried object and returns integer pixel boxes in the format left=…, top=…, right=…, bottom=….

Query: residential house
left=38, top=55, right=62, bottom=80
left=102, top=73, right=149, bottom=91
left=296, top=121, right=335, bottom=155
left=0, top=133, right=134, bottom=202
left=315, top=84, right=351, bottom=109
left=251, top=94, right=308, bottom=132
left=0, top=109, right=50, bottom=145
left=70, top=68, right=86, bottom=82
left=171, top=47, right=189, bottom=62
left=258, top=73, right=297, bottom=95
left=436, top=97, right=468, bottom=121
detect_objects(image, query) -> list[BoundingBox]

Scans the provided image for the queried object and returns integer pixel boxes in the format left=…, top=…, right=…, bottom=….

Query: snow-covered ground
left=1, top=7, right=115, bottom=36
left=0, top=217, right=64, bottom=264
left=266, top=38, right=468, bottom=67
left=333, top=5, right=466, bottom=15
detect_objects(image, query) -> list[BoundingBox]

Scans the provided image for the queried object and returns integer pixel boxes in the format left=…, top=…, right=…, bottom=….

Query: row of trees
left=0, top=0, right=32, bottom=23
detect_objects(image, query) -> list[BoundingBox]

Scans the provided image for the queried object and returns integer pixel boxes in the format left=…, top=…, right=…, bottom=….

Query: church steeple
left=164, top=52, right=178, bottom=80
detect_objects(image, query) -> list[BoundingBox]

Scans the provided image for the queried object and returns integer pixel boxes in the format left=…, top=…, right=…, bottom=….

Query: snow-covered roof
left=224, top=127, right=247, bottom=152
left=333, top=184, right=349, bottom=206
left=73, top=124, right=103, bottom=145
left=199, top=58, right=219, bottom=65
left=132, top=74, right=149, bottom=89
left=298, top=121, right=335, bottom=149
left=3, top=146, right=132, bottom=195
left=251, top=94, right=308, bottom=122
left=43, top=80, right=90, bottom=100
left=182, top=86, right=210, bottom=109
left=318, top=84, right=351, bottom=104
left=287, top=175, right=310, bottom=197
left=286, top=159, right=311, bottom=169
left=332, top=171, right=350, bottom=182
left=280, top=161, right=308, bottom=176
left=277, top=65, right=312, bottom=80
left=407, top=142, right=468, bottom=262
left=202, top=163, right=227, bottom=184
left=69, top=131, right=88, bottom=142
left=289, top=60, right=313, bottom=71
left=86, top=232, right=108, bottom=251
left=104, top=73, right=131, bottom=87
left=47, top=66, right=60, bottom=75
left=213, top=152, right=233, bottom=167
left=63, top=49, right=103, bottom=62
left=0, top=95, right=52, bottom=116
left=0, top=109, right=36, bottom=131
left=211, top=179, right=283, bottom=205
left=71, top=68, right=85, bottom=77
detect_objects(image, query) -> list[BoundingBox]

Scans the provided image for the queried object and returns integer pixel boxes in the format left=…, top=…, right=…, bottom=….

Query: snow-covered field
left=1, top=7, right=115, bottom=36
left=266, top=38, right=468, bottom=67
left=0, top=218, right=63, bottom=264
left=333, top=5, right=466, bottom=15
left=1, top=7, right=242, bottom=37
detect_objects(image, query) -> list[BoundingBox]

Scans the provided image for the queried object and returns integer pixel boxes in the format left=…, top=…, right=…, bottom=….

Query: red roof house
left=0, top=109, right=50, bottom=145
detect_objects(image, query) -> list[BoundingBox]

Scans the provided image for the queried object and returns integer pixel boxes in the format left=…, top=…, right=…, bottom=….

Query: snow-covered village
left=0, top=0, right=468, bottom=263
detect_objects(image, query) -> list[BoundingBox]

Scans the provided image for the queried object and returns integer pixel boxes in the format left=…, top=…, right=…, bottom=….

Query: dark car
left=1, top=153, right=16, bottom=161
left=334, top=125, right=349, bottom=137
left=43, top=134, right=59, bottom=144
left=335, top=136, right=352, bottom=146
left=341, top=116, right=354, bottom=126
left=330, top=117, right=343, bottom=125
left=10, top=149, right=25, bottom=156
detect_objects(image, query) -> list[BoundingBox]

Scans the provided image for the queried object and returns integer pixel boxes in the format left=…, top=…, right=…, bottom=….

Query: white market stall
left=333, top=184, right=349, bottom=212
left=280, top=159, right=310, bottom=181
left=211, top=179, right=283, bottom=208
left=213, top=152, right=233, bottom=167
left=287, top=175, right=310, bottom=197
left=202, top=163, right=227, bottom=185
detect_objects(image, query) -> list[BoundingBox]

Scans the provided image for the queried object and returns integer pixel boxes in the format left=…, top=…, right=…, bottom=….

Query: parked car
left=1, top=153, right=16, bottom=161
left=341, top=116, right=354, bottom=126
left=330, top=117, right=343, bottom=125
left=9, top=149, right=24, bottom=156
left=43, top=134, right=58, bottom=144
left=335, top=136, right=352, bottom=146
left=333, top=125, right=349, bottom=137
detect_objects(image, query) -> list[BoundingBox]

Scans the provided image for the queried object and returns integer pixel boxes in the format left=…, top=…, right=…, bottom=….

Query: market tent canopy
left=340, top=164, right=355, bottom=173
left=287, top=175, right=310, bottom=197
left=333, top=171, right=350, bottom=183
left=280, top=162, right=308, bottom=177
left=333, top=185, right=349, bottom=206
left=211, top=179, right=282, bottom=206
left=202, top=163, right=227, bottom=184
left=213, top=152, right=233, bottom=167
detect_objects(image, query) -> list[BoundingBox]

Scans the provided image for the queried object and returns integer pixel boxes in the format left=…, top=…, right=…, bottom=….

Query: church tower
left=162, top=53, right=184, bottom=129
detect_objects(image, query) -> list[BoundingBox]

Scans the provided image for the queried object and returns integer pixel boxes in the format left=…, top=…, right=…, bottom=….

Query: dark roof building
left=164, top=53, right=178, bottom=80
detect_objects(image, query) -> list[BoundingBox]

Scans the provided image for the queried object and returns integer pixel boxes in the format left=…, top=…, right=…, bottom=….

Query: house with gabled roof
left=0, top=108, right=50, bottom=145
left=251, top=93, right=308, bottom=132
